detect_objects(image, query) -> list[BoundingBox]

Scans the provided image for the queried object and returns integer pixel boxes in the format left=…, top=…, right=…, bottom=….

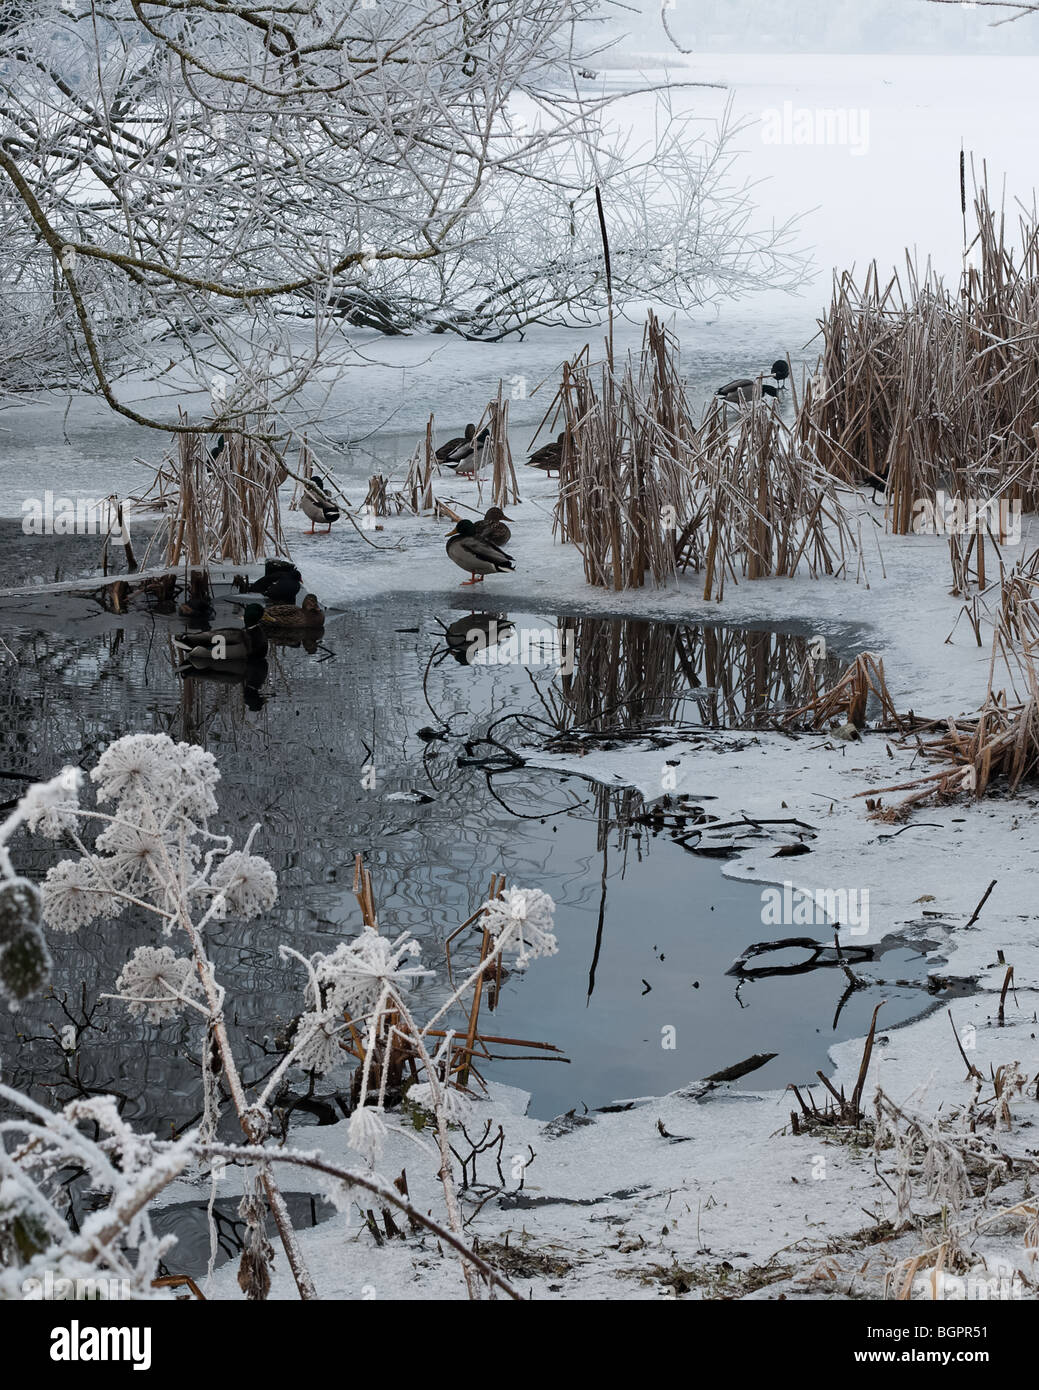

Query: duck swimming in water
left=173, top=603, right=268, bottom=667
left=261, top=594, right=325, bottom=630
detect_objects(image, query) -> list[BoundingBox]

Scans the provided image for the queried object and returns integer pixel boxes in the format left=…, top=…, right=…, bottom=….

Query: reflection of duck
left=716, top=359, right=789, bottom=405
left=444, top=612, right=514, bottom=665
left=264, top=630, right=322, bottom=656
left=261, top=594, right=324, bottom=629
left=474, top=507, right=512, bottom=547
left=445, top=520, right=515, bottom=586
left=301, top=476, right=340, bottom=534
left=234, top=559, right=302, bottom=604
left=527, top=432, right=565, bottom=476
left=181, top=658, right=269, bottom=709
left=173, top=603, right=268, bottom=666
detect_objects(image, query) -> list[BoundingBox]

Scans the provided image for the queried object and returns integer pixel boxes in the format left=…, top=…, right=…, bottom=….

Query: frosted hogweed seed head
left=314, top=928, right=430, bottom=1016
left=0, top=878, right=42, bottom=946
left=347, top=1106, right=387, bottom=1163
left=116, top=945, right=201, bottom=1023
left=408, top=1081, right=473, bottom=1124
left=18, top=766, right=82, bottom=838
left=292, top=1010, right=343, bottom=1075
left=41, top=859, right=123, bottom=933
left=91, top=733, right=183, bottom=809
left=94, top=821, right=195, bottom=894
left=169, top=742, right=219, bottom=819
left=479, top=886, right=557, bottom=969
left=209, top=851, right=277, bottom=920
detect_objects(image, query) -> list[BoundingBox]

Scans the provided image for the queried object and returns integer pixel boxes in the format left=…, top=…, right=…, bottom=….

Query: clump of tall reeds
left=551, top=313, right=860, bottom=594
left=803, top=175, right=1039, bottom=533
left=687, top=398, right=861, bottom=602
left=552, top=316, right=705, bottom=590
left=141, top=416, right=287, bottom=566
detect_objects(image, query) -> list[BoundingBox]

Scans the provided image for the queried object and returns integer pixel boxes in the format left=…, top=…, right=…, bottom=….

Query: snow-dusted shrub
left=0, top=735, right=556, bottom=1300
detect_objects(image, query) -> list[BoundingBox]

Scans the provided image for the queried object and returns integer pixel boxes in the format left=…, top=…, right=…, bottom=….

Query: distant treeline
left=597, top=0, right=1039, bottom=56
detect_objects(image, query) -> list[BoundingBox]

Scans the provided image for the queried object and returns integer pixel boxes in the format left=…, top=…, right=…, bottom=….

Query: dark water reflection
left=0, top=594, right=948, bottom=1139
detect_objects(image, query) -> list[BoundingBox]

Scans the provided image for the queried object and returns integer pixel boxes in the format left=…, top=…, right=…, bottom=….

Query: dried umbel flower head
left=209, top=851, right=278, bottom=920
left=40, top=859, right=124, bottom=934
left=347, top=1105, right=387, bottom=1163
left=479, top=886, right=558, bottom=969
left=311, top=928, right=428, bottom=1018
left=90, top=733, right=218, bottom=820
left=115, top=945, right=202, bottom=1023
left=291, top=1009, right=344, bottom=1076
left=18, top=767, right=82, bottom=839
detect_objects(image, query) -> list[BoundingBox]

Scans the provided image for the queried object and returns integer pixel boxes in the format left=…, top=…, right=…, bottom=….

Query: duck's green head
left=448, top=519, right=477, bottom=539
left=243, top=604, right=265, bottom=626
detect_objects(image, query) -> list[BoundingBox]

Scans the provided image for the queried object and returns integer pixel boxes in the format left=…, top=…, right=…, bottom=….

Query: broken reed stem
left=998, top=965, right=1015, bottom=1025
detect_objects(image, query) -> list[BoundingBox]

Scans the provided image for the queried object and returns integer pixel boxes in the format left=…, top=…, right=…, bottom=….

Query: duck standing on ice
left=445, top=519, right=515, bottom=586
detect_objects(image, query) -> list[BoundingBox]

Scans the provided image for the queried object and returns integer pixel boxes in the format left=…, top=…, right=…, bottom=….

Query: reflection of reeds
left=802, top=179, right=1039, bottom=532
left=556, top=616, right=846, bottom=733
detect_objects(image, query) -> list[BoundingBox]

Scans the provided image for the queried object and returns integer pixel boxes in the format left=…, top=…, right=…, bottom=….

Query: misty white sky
left=600, top=0, right=1039, bottom=56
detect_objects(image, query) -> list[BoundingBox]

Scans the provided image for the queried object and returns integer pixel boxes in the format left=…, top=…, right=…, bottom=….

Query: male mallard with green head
left=446, top=519, right=515, bottom=586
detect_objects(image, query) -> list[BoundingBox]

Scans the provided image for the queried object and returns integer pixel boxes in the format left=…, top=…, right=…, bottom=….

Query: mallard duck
left=261, top=594, right=325, bottom=629
left=716, top=359, right=788, bottom=405
left=446, top=519, right=515, bottom=586
left=527, top=432, right=565, bottom=475
left=173, top=603, right=268, bottom=666
left=301, top=475, right=340, bottom=534
left=436, top=423, right=477, bottom=464
left=234, top=559, right=302, bottom=603
left=474, top=506, right=512, bottom=546
left=444, top=427, right=489, bottom=476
